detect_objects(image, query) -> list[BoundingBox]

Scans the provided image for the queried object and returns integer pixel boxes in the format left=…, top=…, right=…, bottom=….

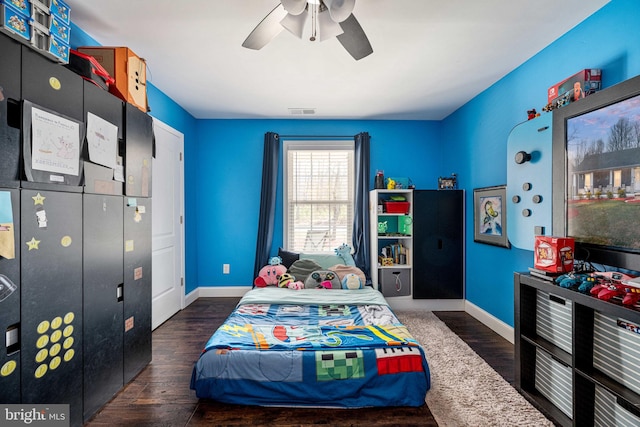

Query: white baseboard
left=185, top=288, right=199, bottom=307
left=464, top=300, right=514, bottom=344
left=197, top=286, right=252, bottom=298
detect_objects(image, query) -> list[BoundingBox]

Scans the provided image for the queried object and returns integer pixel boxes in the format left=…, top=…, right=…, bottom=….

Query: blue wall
left=70, top=0, right=640, bottom=326
left=441, top=0, right=640, bottom=325
left=193, top=120, right=442, bottom=291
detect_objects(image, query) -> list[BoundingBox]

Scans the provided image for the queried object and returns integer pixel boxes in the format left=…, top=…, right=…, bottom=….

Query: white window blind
left=284, top=140, right=354, bottom=253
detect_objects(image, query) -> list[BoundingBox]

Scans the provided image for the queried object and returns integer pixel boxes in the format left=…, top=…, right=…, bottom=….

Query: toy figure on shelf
left=527, top=108, right=540, bottom=120
left=386, top=177, right=396, bottom=189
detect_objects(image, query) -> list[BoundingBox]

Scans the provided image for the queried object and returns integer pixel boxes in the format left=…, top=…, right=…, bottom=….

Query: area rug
left=396, top=311, right=554, bottom=427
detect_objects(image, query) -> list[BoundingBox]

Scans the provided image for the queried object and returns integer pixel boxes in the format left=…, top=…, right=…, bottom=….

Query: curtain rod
left=279, top=135, right=354, bottom=139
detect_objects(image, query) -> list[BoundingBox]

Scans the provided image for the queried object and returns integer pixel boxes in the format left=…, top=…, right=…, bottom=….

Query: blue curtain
left=253, top=132, right=280, bottom=281
left=352, top=132, right=371, bottom=281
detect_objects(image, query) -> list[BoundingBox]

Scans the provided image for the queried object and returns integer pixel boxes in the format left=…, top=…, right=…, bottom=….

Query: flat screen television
left=553, top=74, right=640, bottom=273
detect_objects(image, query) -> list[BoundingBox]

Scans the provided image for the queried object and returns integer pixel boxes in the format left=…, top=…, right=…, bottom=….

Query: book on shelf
left=381, top=243, right=409, bottom=265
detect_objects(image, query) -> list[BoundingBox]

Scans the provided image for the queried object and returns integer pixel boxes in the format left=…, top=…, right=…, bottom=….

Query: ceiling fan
left=242, top=0, right=373, bottom=60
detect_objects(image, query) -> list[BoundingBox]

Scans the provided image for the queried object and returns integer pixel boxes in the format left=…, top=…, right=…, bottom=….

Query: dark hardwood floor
left=85, top=299, right=515, bottom=427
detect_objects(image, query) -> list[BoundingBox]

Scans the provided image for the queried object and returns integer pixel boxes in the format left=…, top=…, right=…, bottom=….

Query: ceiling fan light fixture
left=323, top=0, right=355, bottom=23
left=318, top=9, right=344, bottom=41
left=281, top=0, right=307, bottom=15
left=280, top=11, right=309, bottom=38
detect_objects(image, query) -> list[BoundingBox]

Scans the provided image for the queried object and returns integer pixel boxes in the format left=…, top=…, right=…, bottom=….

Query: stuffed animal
left=278, top=272, right=304, bottom=290
left=342, top=273, right=363, bottom=289
left=304, top=270, right=341, bottom=289
left=254, top=262, right=287, bottom=287
left=334, top=243, right=356, bottom=266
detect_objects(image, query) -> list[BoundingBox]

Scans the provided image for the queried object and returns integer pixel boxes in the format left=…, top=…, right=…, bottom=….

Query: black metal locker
left=21, top=46, right=84, bottom=121
left=20, top=189, right=83, bottom=427
left=0, top=188, right=20, bottom=403
left=413, top=190, right=464, bottom=299
left=83, top=81, right=124, bottom=195
left=0, top=33, right=22, bottom=188
left=82, top=194, right=124, bottom=421
left=124, top=104, right=153, bottom=197
left=123, top=197, right=152, bottom=383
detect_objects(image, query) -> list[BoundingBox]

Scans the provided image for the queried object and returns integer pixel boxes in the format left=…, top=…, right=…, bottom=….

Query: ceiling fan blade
left=336, top=14, right=373, bottom=60
left=281, top=10, right=309, bottom=38
left=242, top=4, right=288, bottom=50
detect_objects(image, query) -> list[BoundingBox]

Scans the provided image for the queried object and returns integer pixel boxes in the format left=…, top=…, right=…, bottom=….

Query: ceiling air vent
left=288, top=108, right=316, bottom=115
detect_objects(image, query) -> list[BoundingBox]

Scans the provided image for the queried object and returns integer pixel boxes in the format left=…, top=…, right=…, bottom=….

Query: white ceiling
left=65, top=0, right=610, bottom=120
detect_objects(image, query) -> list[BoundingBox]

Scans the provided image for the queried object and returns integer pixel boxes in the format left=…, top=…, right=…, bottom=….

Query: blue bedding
left=190, top=287, right=431, bottom=407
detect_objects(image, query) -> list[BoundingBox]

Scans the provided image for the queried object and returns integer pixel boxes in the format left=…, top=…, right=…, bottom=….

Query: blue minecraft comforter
left=190, top=287, right=430, bottom=407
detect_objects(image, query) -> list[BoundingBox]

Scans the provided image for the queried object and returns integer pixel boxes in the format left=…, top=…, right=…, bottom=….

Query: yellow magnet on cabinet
left=26, top=237, right=41, bottom=250
left=61, top=236, right=72, bottom=247
left=32, top=193, right=46, bottom=205
left=49, top=77, right=61, bottom=90
left=1, top=360, right=16, bottom=377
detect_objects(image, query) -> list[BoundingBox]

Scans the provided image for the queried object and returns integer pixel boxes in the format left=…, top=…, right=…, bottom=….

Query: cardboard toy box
left=547, top=69, right=601, bottom=104
left=77, top=46, right=148, bottom=112
left=534, top=236, right=575, bottom=274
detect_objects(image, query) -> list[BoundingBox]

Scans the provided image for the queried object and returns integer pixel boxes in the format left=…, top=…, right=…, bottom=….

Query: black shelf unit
left=515, top=273, right=640, bottom=426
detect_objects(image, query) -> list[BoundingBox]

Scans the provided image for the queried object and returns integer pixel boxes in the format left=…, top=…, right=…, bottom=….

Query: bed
left=190, top=286, right=431, bottom=407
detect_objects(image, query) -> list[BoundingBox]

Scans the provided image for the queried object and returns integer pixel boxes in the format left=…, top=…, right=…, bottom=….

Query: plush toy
left=278, top=272, right=304, bottom=290
left=304, top=270, right=341, bottom=289
left=254, top=262, right=287, bottom=287
left=342, top=273, right=363, bottom=290
left=334, top=243, right=356, bottom=266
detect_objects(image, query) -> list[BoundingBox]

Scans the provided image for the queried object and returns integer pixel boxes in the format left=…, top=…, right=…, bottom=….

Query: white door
left=151, top=118, right=184, bottom=329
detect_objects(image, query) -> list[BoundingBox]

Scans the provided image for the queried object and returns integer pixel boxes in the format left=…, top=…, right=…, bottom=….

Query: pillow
left=299, top=253, right=344, bottom=269
left=288, top=259, right=323, bottom=284
left=342, top=273, right=363, bottom=289
left=278, top=247, right=300, bottom=269
left=304, top=270, right=341, bottom=289
left=328, top=264, right=366, bottom=286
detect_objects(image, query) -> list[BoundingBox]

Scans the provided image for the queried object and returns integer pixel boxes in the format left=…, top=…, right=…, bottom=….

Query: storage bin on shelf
left=6, top=0, right=30, bottom=16
left=383, top=201, right=410, bottom=214
left=49, top=0, right=69, bottom=23
left=594, top=384, right=640, bottom=426
left=535, top=290, right=572, bottom=354
left=1, top=1, right=32, bottom=42
left=593, top=311, right=640, bottom=395
left=535, top=347, right=573, bottom=420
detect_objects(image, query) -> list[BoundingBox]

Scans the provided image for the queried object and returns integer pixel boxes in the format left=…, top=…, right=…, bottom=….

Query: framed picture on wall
left=473, top=185, right=510, bottom=248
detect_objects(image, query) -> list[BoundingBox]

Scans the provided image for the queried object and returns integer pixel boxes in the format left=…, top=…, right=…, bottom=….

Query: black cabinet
left=412, top=190, right=464, bottom=299
left=0, top=188, right=20, bottom=403
left=515, top=273, right=640, bottom=426
left=0, top=35, right=21, bottom=188
left=123, top=198, right=152, bottom=383
left=124, top=104, right=153, bottom=197
left=83, top=194, right=124, bottom=421
left=0, top=30, right=154, bottom=426
left=21, top=46, right=83, bottom=121
left=20, top=189, right=83, bottom=427
left=83, top=80, right=124, bottom=195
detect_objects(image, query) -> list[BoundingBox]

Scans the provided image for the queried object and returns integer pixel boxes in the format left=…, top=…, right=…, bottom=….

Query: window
left=284, top=140, right=354, bottom=253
